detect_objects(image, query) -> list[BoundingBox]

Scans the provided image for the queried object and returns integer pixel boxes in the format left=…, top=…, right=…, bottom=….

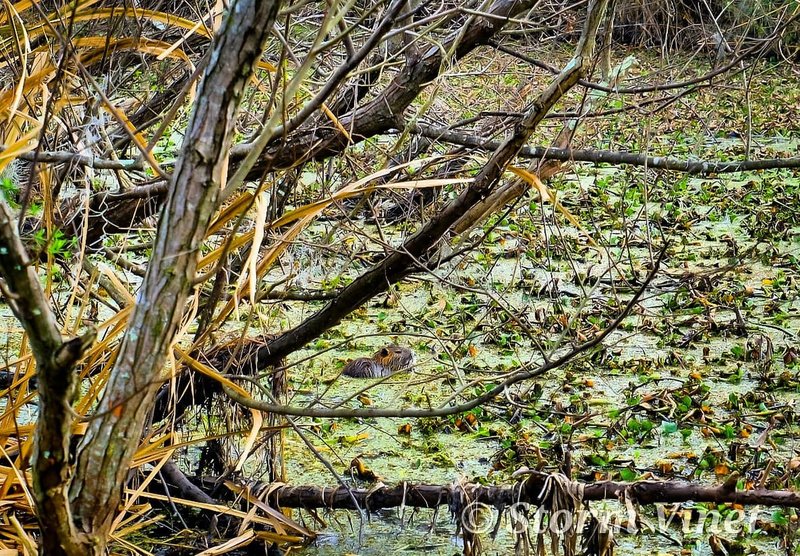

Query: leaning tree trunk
left=0, top=206, right=97, bottom=553
left=47, top=0, right=282, bottom=553
left=252, top=0, right=611, bottom=369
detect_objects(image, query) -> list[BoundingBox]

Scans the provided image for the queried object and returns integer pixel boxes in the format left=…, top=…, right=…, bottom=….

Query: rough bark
left=64, top=0, right=282, bottom=552
left=0, top=205, right=95, bottom=554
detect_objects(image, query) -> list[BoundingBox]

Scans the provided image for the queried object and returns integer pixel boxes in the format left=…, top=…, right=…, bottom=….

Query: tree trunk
left=59, top=0, right=282, bottom=552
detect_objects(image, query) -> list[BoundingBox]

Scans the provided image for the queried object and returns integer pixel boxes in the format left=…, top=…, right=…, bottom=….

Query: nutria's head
left=373, top=344, right=415, bottom=372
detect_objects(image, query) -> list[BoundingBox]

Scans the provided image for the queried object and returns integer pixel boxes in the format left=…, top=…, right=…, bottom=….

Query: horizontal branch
left=413, top=124, right=800, bottom=174
left=251, top=472, right=800, bottom=511
left=28, top=128, right=793, bottom=192
left=18, top=151, right=145, bottom=171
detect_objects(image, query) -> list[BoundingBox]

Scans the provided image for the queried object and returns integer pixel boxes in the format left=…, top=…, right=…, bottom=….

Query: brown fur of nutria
left=342, top=345, right=415, bottom=378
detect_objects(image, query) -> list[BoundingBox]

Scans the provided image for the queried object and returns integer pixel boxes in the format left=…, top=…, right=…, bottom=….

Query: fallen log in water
left=154, top=469, right=800, bottom=555
left=230, top=471, right=800, bottom=511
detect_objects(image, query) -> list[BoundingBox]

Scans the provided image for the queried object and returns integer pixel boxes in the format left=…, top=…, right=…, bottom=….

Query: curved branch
left=492, top=14, right=794, bottom=96
left=225, top=237, right=663, bottom=419
left=0, top=198, right=93, bottom=553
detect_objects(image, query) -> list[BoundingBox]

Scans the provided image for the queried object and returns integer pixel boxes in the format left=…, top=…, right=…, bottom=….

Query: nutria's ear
left=380, top=348, right=390, bottom=357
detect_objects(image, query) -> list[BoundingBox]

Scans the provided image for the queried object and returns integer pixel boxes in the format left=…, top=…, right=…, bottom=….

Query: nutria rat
left=342, top=345, right=415, bottom=378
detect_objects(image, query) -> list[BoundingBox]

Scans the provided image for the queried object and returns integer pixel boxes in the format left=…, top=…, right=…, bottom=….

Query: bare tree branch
left=413, top=124, right=800, bottom=174
left=231, top=0, right=542, bottom=175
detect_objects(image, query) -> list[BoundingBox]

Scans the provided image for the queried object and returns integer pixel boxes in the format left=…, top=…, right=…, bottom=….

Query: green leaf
left=772, top=510, right=788, bottom=526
